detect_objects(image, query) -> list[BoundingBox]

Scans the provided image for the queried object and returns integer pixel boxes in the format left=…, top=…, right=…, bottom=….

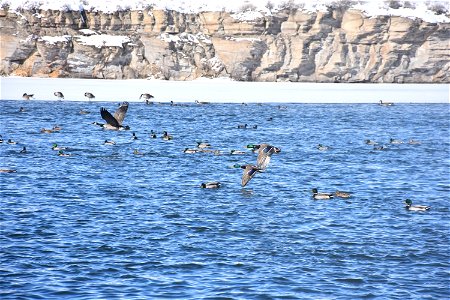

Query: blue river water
left=1, top=100, right=449, bottom=299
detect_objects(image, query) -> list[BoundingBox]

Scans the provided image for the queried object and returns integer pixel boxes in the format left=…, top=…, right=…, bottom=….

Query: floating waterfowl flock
left=1, top=95, right=431, bottom=211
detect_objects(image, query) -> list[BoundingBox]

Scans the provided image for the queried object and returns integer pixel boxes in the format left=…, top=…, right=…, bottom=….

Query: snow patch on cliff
left=1, top=0, right=449, bottom=23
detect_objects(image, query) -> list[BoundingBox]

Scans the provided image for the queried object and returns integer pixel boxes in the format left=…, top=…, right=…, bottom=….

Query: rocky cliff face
left=1, top=7, right=449, bottom=82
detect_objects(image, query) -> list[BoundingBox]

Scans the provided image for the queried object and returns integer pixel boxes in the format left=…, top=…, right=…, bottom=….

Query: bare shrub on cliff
left=427, top=1, right=449, bottom=15
left=278, top=0, right=303, bottom=11
left=239, top=3, right=257, bottom=13
left=265, top=1, right=274, bottom=12
left=328, top=0, right=353, bottom=11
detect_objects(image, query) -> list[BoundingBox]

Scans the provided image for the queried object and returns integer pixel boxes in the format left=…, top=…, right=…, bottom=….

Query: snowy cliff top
left=1, top=0, right=449, bottom=23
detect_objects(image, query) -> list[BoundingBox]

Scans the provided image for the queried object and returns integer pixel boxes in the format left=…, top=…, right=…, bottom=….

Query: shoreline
left=1, top=77, right=449, bottom=103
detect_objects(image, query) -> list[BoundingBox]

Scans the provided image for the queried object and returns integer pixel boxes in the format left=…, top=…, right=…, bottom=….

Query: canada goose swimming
left=140, top=93, right=154, bottom=100
left=255, top=144, right=281, bottom=170
left=19, top=107, right=25, bottom=112
left=22, top=93, right=34, bottom=100
left=184, top=148, right=198, bottom=154
left=104, top=140, right=116, bottom=145
left=404, top=199, right=430, bottom=211
left=237, top=124, right=247, bottom=129
left=79, top=109, right=90, bottom=114
left=0, top=135, right=3, bottom=143
left=197, top=142, right=211, bottom=149
left=131, top=132, right=138, bottom=140
left=7, top=139, right=17, bottom=145
left=365, top=139, right=378, bottom=145
left=52, top=125, right=62, bottom=131
left=200, top=181, right=221, bottom=189
left=54, top=92, right=64, bottom=100
left=99, top=102, right=130, bottom=130
left=19, top=147, right=27, bottom=154
left=334, top=190, right=352, bottom=198
left=312, top=188, right=334, bottom=200
left=162, top=131, right=173, bottom=140
left=149, top=130, right=157, bottom=138
left=317, top=144, right=330, bottom=151
left=379, top=100, right=394, bottom=106
left=252, top=125, right=258, bottom=129
left=0, top=169, right=16, bottom=173
left=52, top=144, right=67, bottom=151
left=389, top=138, right=403, bottom=144
left=84, top=92, right=95, bottom=100
left=241, top=164, right=261, bottom=187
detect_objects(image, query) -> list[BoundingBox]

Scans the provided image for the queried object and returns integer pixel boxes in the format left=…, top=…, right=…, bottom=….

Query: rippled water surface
left=1, top=100, right=449, bottom=299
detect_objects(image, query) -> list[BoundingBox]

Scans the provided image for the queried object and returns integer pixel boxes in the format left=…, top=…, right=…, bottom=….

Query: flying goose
left=99, top=102, right=130, bottom=130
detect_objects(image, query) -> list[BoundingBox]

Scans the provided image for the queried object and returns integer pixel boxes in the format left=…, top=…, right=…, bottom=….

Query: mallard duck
left=104, top=140, right=116, bottom=145
left=373, top=145, right=387, bottom=151
left=379, top=100, right=394, bottom=106
left=84, top=92, right=95, bottom=100
left=312, top=188, right=334, bottom=200
left=58, top=150, right=71, bottom=157
left=404, top=199, right=430, bottom=211
left=133, top=149, right=144, bottom=155
left=195, top=100, right=209, bottom=105
left=40, top=128, right=54, bottom=134
left=365, top=139, right=378, bottom=145
left=317, top=144, right=330, bottom=151
left=52, top=143, right=67, bottom=151
left=162, top=131, right=173, bottom=140
left=197, top=142, right=211, bottom=149
left=389, top=138, right=403, bottom=144
left=255, top=144, right=281, bottom=170
left=334, top=190, right=352, bottom=198
left=52, top=125, right=62, bottom=131
left=408, top=139, right=421, bottom=145
left=54, top=91, right=64, bottom=100
left=230, top=150, right=246, bottom=155
left=99, top=102, right=130, bottom=130
left=241, top=164, right=261, bottom=187
left=22, top=93, right=34, bottom=100
left=184, top=148, right=198, bottom=154
left=200, top=181, right=221, bottom=189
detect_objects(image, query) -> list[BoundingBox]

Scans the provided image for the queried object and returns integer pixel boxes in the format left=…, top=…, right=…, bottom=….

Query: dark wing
left=241, top=165, right=258, bottom=187
left=114, top=102, right=129, bottom=125
left=100, top=107, right=119, bottom=127
left=256, top=144, right=274, bottom=170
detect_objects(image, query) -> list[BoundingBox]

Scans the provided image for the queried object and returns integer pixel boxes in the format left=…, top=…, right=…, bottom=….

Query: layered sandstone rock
left=0, top=7, right=448, bottom=82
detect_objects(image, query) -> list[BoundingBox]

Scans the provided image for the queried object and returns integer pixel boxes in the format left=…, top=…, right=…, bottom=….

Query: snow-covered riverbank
left=1, top=77, right=448, bottom=103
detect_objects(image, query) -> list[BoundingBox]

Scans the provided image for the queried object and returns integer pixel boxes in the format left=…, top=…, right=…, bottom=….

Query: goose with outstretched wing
left=99, top=102, right=130, bottom=130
